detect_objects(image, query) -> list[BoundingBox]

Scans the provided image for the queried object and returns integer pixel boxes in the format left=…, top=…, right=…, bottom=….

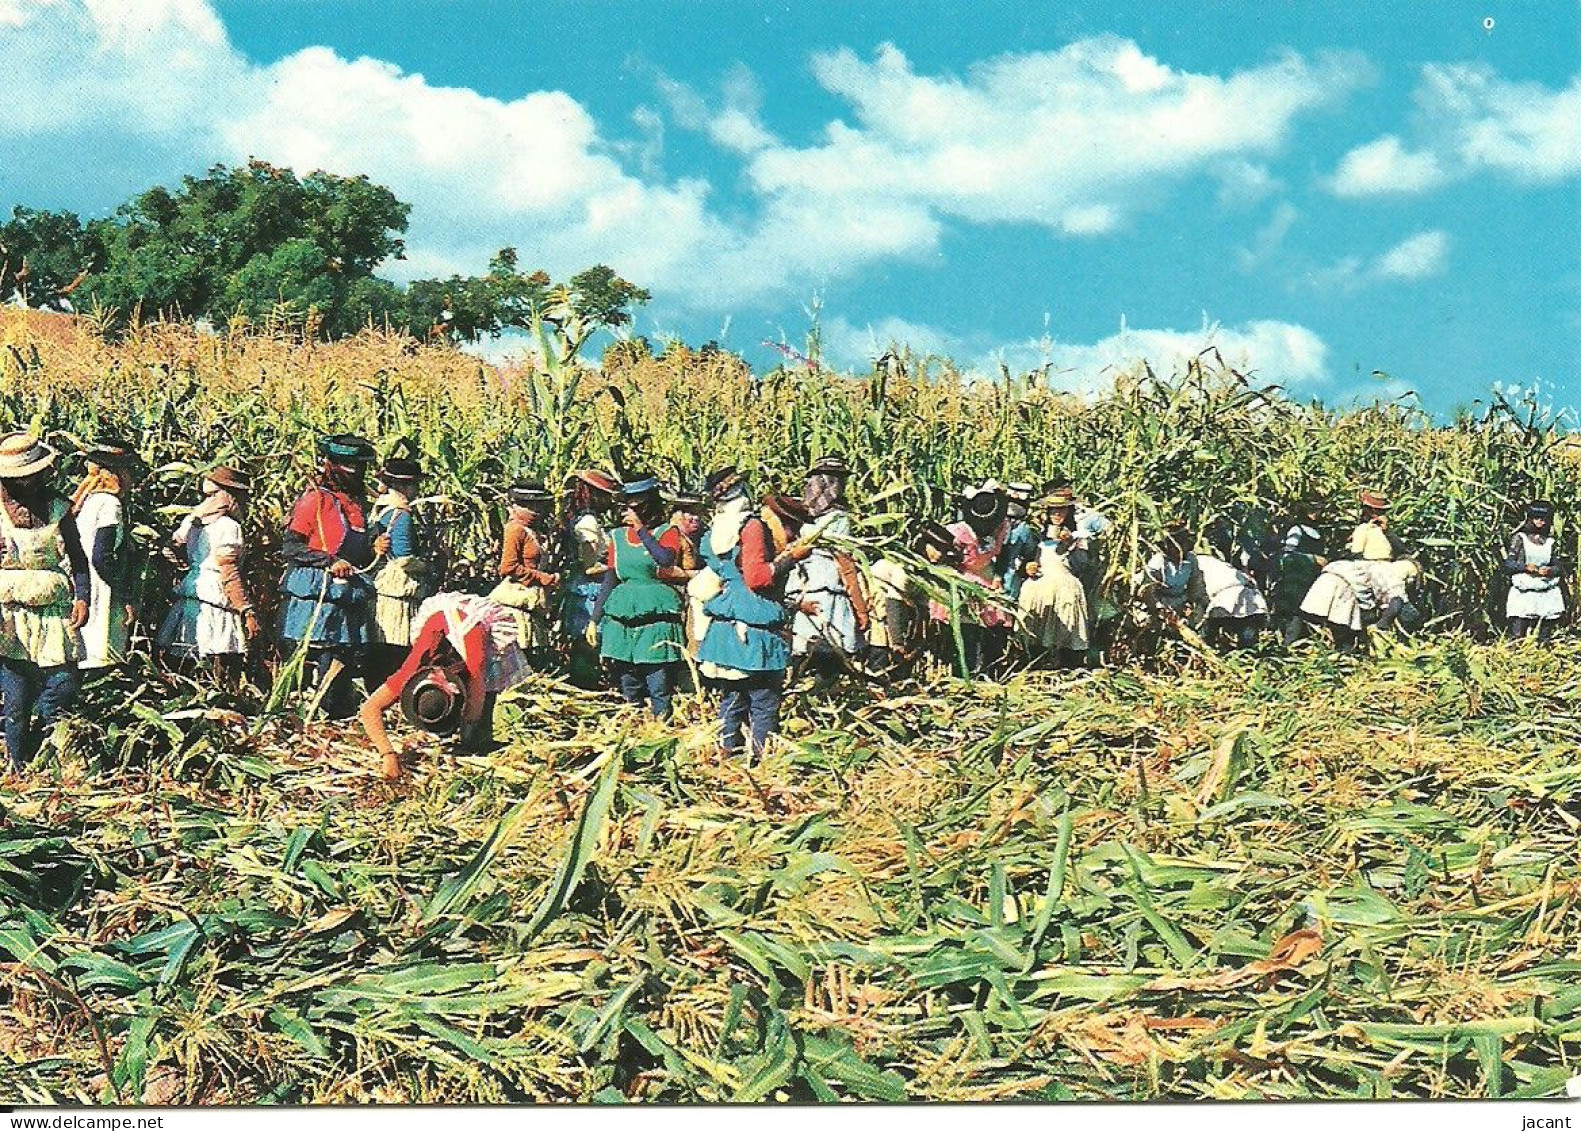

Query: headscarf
left=803, top=472, right=845, bottom=519
left=708, top=494, right=754, bottom=556
left=174, top=483, right=245, bottom=547
left=71, top=466, right=129, bottom=515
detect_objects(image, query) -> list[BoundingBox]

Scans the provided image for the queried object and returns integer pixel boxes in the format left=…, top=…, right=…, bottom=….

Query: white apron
left=1508, top=533, right=1565, bottom=621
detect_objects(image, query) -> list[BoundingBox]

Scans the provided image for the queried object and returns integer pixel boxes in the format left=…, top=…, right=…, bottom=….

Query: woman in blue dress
left=696, top=468, right=811, bottom=757
left=277, top=433, right=378, bottom=719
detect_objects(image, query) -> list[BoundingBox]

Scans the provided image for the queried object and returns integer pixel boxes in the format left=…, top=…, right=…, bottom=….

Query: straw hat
left=0, top=433, right=58, bottom=479
left=1358, top=489, right=1389, bottom=511
left=1041, top=484, right=1076, bottom=509
left=204, top=466, right=253, bottom=494
left=1006, top=481, right=1035, bottom=504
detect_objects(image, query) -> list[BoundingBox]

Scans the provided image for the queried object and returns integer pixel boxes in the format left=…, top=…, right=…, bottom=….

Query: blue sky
left=2, top=1, right=1577, bottom=411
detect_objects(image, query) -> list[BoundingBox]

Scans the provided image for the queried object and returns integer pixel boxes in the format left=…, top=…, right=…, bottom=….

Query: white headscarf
left=708, top=495, right=754, bottom=556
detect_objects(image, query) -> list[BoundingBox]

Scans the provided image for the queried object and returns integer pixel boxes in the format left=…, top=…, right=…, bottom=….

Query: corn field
left=0, top=308, right=1577, bottom=1103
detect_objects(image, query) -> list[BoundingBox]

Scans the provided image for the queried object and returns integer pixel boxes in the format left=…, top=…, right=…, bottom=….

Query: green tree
left=75, top=160, right=409, bottom=331
left=4, top=163, right=651, bottom=350
left=0, top=206, right=102, bottom=307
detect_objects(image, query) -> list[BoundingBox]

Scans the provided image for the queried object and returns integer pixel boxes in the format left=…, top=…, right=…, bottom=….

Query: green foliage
left=0, top=164, right=648, bottom=350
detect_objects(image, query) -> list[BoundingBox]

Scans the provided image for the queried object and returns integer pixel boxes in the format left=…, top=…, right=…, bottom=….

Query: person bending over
left=359, top=591, right=531, bottom=781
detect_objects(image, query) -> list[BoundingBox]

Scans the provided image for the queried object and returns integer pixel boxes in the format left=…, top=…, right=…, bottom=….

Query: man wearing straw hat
left=0, top=432, right=90, bottom=773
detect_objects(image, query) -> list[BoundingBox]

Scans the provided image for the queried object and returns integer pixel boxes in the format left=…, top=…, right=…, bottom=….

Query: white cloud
left=1328, top=64, right=1581, bottom=195
left=0, top=2, right=1369, bottom=318
left=823, top=312, right=1331, bottom=393
left=1309, top=229, right=1451, bottom=288
left=1328, top=135, right=1447, bottom=196
left=1235, top=201, right=1300, bottom=269
left=749, top=39, right=1368, bottom=235
left=1214, top=159, right=1283, bottom=207
left=1374, top=229, right=1450, bottom=279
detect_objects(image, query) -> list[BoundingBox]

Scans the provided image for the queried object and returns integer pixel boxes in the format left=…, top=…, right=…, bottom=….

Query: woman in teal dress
left=696, top=470, right=812, bottom=757
left=592, top=475, right=686, bottom=718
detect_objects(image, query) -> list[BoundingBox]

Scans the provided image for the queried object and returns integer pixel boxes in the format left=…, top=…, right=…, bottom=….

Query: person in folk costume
left=685, top=468, right=748, bottom=669
left=997, top=482, right=1039, bottom=604
left=909, top=519, right=965, bottom=668
left=558, top=469, right=619, bottom=688
left=489, top=481, right=561, bottom=660
left=359, top=591, right=535, bottom=781
left=785, top=455, right=870, bottom=682
left=278, top=433, right=378, bottom=719
left=591, top=474, right=688, bottom=719
left=0, top=433, right=90, bottom=774
left=1017, top=485, right=1092, bottom=666
left=697, top=487, right=813, bottom=757
left=1503, top=500, right=1568, bottom=642
left=932, top=482, right=1015, bottom=675
left=1188, top=542, right=1270, bottom=649
left=157, top=467, right=258, bottom=686
left=70, top=442, right=140, bottom=672
left=655, top=489, right=707, bottom=689
left=1348, top=489, right=1404, bottom=561
left=1299, top=557, right=1422, bottom=653
left=1271, top=496, right=1329, bottom=644
left=365, top=446, right=437, bottom=688
left=1132, top=521, right=1199, bottom=647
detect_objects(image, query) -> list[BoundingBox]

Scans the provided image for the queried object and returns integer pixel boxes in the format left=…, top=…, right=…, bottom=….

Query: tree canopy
left=0, top=161, right=649, bottom=355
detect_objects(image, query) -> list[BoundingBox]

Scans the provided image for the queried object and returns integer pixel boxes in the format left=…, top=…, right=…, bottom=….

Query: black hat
left=960, top=483, right=1007, bottom=524
left=400, top=665, right=464, bottom=736
left=705, top=466, right=746, bottom=501
left=620, top=472, right=662, bottom=498
left=1527, top=500, right=1556, bottom=520
left=806, top=454, right=852, bottom=478
left=668, top=490, right=706, bottom=512
left=381, top=458, right=423, bottom=484
left=317, top=433, right=376, bottom=464
left=764, top=493, right=812, bottom=529
left=508, top=480, right=554, bottom=508
left=918, top=520, right=960, bottom=561
left=83, top=442, right=142, bottom=471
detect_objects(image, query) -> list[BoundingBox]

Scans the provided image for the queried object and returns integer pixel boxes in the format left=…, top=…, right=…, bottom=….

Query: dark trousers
left=717, top=671, right=785, bottom=756
left=1, top=659, right=81, bottom=771
left=958, top=624, right=1008, bottom=676
left=1508, top=617, right=1558, bottom=642
left=614, top=662, right=674, bottom=720
left=1204, top=614, right=1265, bottom=650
